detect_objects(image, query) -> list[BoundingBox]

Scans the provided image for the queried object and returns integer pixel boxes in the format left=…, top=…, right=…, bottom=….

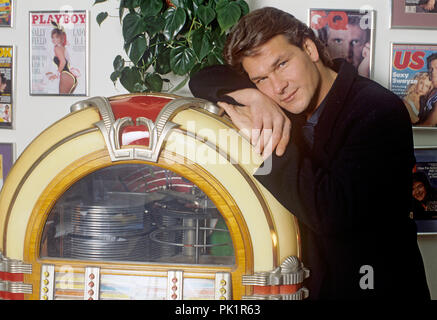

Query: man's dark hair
left=427, top=53, right=437, bottom=70
left=224, top=7, right=332, bottom=73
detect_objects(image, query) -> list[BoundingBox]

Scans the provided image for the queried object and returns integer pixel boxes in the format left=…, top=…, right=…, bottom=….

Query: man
left=319, top=14, right=371, bottom=78
left=417, top=53, right=437, bottom=125
left=189, top=7, right=430, bottom=299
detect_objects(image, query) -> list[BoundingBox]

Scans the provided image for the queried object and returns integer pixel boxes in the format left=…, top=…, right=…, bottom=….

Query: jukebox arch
left=0, top=93, right=306, bottom=300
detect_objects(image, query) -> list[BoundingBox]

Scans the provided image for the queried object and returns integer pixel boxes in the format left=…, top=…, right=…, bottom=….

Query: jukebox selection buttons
left=40, top=265, right=55, bottom=300
left=84, top=267, right=100, bottom=300
left=215, top=272, right=232, bottom=300
left=167, top=271, right=183, bottom=300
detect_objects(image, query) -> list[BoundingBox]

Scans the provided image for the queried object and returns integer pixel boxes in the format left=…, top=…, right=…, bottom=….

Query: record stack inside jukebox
left=0, top=93, right=309, bottom=300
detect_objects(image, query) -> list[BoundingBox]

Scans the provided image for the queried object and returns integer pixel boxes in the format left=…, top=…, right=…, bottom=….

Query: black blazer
left=189, top=60, right=430, bottom=300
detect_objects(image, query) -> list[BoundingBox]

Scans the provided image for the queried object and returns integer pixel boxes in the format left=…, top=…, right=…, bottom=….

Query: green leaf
left=216, top=2, right=241, bottom=32
left=96, top=12, right=108, bottom=26
left=110, top=70, right=121, bottom=83
left=138, top=48, right=153, bottom=69
left=129, top=36, right=148, bottom=65
left=93, top=0, right=107, bottom=5
left=113, top=55, right=125, bottom=71
left=192, top=28, right=212, bottom=60
left=122, top=13, right=146, bottom=42
left=196, top=5, right=215, bottom=26
left=143, top=15, right=165, bottom=38
left=207, top=47, right=224, bottom=66
left=134, top=82, right=148, bottom=92
left=154, top=47, right=172, bottom=74
left=120, top=66, right=143, bottom=92
left=170, top=76, right=189, bottom=93
left=139, top=0, right=163, bottom=17
left=163, top=7, right=187, bottom=41
left=171, top=0, right=185, bottom=8
left=170, top=45, right=196, bottom=75
left=145, top=73, right=164, bottom=92
left=236, top=0, right=249, bottom=16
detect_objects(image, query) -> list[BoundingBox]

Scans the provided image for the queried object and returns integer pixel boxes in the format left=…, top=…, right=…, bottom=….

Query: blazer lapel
left=313, top=60, right=357, bottom=166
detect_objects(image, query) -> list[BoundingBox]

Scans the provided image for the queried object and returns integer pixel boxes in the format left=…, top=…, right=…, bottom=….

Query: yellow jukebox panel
left=0, top=94, right=308, bottom=300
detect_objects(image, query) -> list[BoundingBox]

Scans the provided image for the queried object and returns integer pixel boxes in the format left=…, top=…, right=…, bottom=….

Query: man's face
left=326, top=24, right=367, bottom=68
left=241, top=35, right=320, bottom=115
left=429, top=59, right=437, bottom=87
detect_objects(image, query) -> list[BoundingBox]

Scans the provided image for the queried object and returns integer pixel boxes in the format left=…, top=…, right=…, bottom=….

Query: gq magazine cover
left=309, top=8, right=374, bottom=79
left=30, top=10, right=87, bottom=96
left=390, top=44, right=437, bottom=126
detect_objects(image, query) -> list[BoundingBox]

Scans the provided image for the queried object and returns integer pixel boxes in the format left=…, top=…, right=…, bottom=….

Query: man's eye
left=351, top=40, right=360, bottom=46
left=333, top=38, right=343, bottom=44
left=256, top=77, right=267, bottom=84
left=279, top=60, right=287, bottom=68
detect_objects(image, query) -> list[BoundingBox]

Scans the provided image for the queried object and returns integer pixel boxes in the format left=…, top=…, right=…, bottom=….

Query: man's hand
left=217, top=88, right=291, bottom=159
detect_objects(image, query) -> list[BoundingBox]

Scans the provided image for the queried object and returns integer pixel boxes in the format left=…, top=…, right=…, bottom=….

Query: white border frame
left=28, top=10, right=89, bottom=97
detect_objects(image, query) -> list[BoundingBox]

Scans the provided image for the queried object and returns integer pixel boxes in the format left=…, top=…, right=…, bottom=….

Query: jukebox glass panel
left=40, top=164, right=235, bottom=266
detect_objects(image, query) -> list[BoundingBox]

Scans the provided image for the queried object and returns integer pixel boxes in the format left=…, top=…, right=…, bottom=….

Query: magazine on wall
left=309, top=8, right=374, bottom=79
left=0, top=0, right=12, bottom=27
left=413, top=148, right=437, bottom=234
left=0, top=45, right=13, bottom=129
left=0, top=142, right=13, bottom=191
left=390, top=43, right=437, bottom=127
left=29, top=10, right=88, bottom=96
left=405, top=0, right=437, bottom=13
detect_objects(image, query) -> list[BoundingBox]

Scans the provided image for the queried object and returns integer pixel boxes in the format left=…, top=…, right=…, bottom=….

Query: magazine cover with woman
left=0, top=46, right=12, bottom=129
left=390, top=44, right=437, bottom=127
left=30, top=10, right=88, bottom=96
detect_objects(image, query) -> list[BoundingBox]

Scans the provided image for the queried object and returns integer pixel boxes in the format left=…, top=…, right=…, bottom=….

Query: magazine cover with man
left=0, top=45, right=12, bottom=129
left=309, top=8, right=374, bottom=78
left=30, top=10, right=88, bottom=96
left=390, top=43, right=437, bottom=126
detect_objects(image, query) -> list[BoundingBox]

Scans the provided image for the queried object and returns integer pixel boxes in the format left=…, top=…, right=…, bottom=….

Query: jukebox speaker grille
left=40, top=164, right=235, bottom=266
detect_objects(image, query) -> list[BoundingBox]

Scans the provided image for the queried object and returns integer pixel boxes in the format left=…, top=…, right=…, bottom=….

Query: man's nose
left=271, top=74, right=287, bottom=95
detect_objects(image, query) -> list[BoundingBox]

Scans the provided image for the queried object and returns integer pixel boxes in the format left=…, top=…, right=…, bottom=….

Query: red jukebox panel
left=0, top=93, right=309, bottom=300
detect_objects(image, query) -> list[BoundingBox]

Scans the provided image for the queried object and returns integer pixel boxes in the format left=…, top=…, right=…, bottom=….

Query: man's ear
left=303, top=38, right=320, bottom=62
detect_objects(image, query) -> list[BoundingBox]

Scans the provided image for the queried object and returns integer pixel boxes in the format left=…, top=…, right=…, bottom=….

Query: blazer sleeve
left=188, top=64, right=256, bottom=106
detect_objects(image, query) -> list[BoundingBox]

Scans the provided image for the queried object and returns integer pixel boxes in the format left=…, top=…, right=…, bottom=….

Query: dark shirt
left=302, top=99, right=327, bottom=149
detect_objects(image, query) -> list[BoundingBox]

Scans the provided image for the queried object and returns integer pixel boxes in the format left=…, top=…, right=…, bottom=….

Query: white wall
left=0, top=0, right=129, bottom=156
left=1, top=0, right=436, bottom=298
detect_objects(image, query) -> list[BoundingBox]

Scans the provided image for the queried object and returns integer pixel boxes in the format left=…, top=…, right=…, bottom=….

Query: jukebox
left=0, top=93, right=309, bottom=300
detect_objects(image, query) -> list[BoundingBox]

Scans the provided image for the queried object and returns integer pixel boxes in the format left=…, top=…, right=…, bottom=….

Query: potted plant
left=93, top=0, right=249, bottom=93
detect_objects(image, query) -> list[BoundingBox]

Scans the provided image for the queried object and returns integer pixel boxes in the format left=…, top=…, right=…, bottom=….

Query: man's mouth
left=281, top=88, right=298, bottom=103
